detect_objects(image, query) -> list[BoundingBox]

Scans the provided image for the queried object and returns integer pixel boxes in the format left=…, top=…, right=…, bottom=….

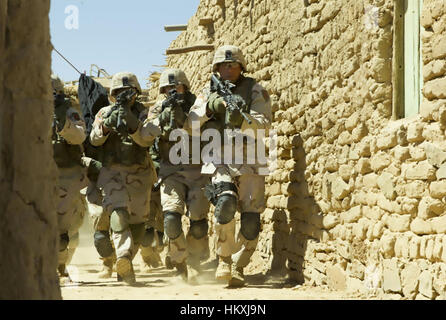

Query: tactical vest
left=158, top=91, right=197, bottom=164
left=203, top=75, right=256, bottom=135
left=100, top=102, right=149, bottom=167
left=52, top=123, right=83, bottom=169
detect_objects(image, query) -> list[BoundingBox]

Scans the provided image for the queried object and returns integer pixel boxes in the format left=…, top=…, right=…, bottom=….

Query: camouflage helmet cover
left=110, top=72, right=142, bottom=96
left=212, top=45, right=247, bottom=72
left=159, top=68, right=191, bottom=94
left=51, top=73, right=64, bottom=94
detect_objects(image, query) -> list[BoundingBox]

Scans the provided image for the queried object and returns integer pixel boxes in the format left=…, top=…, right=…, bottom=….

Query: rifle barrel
left=241, top=111, right=252, bottom=124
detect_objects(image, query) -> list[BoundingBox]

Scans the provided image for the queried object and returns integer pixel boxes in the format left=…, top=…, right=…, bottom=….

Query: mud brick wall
left=0, top=0, right=61, bottom=299
left=150, top=0, right=446, bottom=299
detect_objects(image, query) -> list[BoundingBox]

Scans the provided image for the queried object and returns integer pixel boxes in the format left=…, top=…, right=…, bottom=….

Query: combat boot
left=165, top=255, right=174, bottom=270
left=141, top=254, right=161, bottom=273
left=149, top=251, right=162, bottom=268
left=228, top=263, right=245, bottom=287
left=187, top=252, right=202, bottom=271
left=142, top=247, right=162, bottom=269
left=116, top=257, right=136, bottom=286
left=58, top=264, right=69, bottom=278
left=215, top=256, right=232, bottom=281
left=173, top=260, right=188, bottom=282
left=187, top=257, right=202, bottom=285
left=98, top=257, right=114, bottom=279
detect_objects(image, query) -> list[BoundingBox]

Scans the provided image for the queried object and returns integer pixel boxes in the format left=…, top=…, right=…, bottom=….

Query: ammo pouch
left=102, top=133, right=147, bottom=167
left=117, top=139, right=146, bottom=166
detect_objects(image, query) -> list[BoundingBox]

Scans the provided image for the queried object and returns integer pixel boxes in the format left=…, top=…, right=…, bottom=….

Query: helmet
left=212, top=45, right=247, bottom=72
left=110, top=72, right=142, bottom=97
left=51, top=74, right=64, bottom=94
left=159, top=68, right=191, bottom=94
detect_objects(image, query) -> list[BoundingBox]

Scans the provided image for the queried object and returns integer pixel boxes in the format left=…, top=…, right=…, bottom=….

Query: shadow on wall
left=285, top=134, right=324, bottom=284
left=261, top=134, right=325, bottom=284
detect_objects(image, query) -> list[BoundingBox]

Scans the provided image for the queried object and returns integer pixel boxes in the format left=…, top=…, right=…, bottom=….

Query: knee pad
left=94, top=230, right=114, bottom=258
left=214, top=194, right=237, bottom=225
left=240, top=212, right=261, bottom=240
left=164, top=211, right=183, bottom=240
left=141, top=227, right=155, bottom=247
left=130, top=223, right=145, bottom=246
left=110, top=208, right=130, bottom=233
left=204, top=182, right=238, bottom=205
left=59, top=233, right=69, bottom=252
left=189, top=219, right=208, bottom=240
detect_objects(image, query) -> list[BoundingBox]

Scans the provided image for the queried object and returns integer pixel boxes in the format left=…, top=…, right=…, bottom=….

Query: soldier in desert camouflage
left=146, top=68, right=211, bottom=282
left=51, top=74, right=88, bottom=280
left=90, top=72, right=160, bottom=285
left=185, top=45, right=272, bottom=287
left=139, top=143, right=165, bottom=271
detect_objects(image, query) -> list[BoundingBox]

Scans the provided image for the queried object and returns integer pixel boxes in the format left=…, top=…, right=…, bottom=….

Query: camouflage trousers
left=212, top=165, right=265, bottom=268
left=160, top=164, right=210, bottom=265
left=145, top=188, right=163, bottom=233
left=139, top=188, right=164, bottom=265
left=87, top=180, right=163, bottom=266
left=57, top=166, right=88, bottom=265
left=65, top=194, right=88, bottom=265
left=97, top=163, right=155, bottom=260
left=86, top=182, right=115, bottom=264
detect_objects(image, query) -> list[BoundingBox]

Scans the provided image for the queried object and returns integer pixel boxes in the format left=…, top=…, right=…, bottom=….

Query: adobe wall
left=0, top=0, right=61, bottom=299
left=152, top=0, right=446, bottom=299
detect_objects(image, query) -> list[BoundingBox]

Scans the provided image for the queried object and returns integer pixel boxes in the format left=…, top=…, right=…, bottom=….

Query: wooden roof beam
left=166, top=44, right=214, bottom=55
left=164, top=25, right=188, bottom=32
left=199, top=17, right=213, bottom=26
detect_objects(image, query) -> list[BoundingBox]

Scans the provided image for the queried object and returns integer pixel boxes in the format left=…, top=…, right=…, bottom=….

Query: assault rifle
left=210, top=73, right=252, bottom=126
left=116, top=88, right=137, bottom=128
left=109, top=88, right=137, bottom=135
left=161, top=89, right=186, bottom=135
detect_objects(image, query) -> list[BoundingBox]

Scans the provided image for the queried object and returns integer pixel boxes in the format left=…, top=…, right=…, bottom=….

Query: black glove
left=119, top=107, right=139, bottom=134
left=103, top=108, right=120, bottom=130
left=158, top=107, right=171, bottom=127
left=87, top=159, right=102, bottom=182
left=225, top=108, right=244, bottom=127
left=207, top=92, right=226, bottom=115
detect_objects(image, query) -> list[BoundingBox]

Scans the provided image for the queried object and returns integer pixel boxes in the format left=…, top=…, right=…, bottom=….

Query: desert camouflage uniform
left=90, top=72, right=160, bottom=284
left=84, top=182, right=116, bottom=278
left=184, top=45, right=272, bottom=286
left=147, top=68, right=211, bottom=280
left=139, top=145, right=164, bottom=270
left=52, top=74, right=88, bottom=276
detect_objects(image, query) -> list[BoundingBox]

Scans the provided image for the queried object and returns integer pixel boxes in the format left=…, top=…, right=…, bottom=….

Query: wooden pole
left=166, top=44, right=214, bottom=55
left=199, top=18, right=213, bottom=26
left=392, top=1, right=404, bottom=120
left=164, top=25, right=188, bottom=32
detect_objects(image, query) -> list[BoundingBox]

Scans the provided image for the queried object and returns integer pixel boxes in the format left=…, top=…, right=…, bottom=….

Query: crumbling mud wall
left=156, top=0, right=446, bottom=299
left=0, top=0, right=61, bottom=299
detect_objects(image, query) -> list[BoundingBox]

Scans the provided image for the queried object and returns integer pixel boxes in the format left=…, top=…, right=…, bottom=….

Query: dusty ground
left=61, top=219, right=370, bottom=300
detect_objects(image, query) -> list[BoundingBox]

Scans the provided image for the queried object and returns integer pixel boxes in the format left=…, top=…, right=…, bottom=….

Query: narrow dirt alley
left=60, top=220, right=370, bottom=300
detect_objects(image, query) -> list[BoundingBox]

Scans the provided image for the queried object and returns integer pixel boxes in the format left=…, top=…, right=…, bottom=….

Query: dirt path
left=61, top=221, right=369, bottom=300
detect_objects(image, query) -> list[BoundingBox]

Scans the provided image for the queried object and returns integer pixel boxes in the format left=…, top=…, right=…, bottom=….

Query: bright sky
left=50, top=0, right=200, bottom=89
